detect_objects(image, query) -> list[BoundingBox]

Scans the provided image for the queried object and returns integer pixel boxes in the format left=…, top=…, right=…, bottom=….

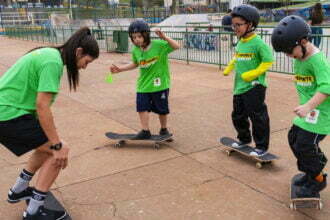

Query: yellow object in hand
left=105, top=72, right=113, bottom=83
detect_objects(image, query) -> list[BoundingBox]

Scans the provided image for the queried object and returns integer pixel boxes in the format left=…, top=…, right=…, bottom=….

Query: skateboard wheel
left=166, top=138, right=174, bottom=142
left=289, top=203, right=296, bottom=210
left=154, top=143, right=160, bottom=149
left=226, top=150, right=232, bottom=156
left=256, top=162, right=263, bottom=169
left=114, top=143, right=121, bottom=148
left=318, top=201, right=323, bottom=210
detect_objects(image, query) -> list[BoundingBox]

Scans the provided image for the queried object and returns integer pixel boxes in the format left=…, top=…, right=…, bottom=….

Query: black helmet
left=232, top=4, right=260, bottom=28
left=128, top=20, right=150, bottom=34
left=271, top=15, right=311, bottom=53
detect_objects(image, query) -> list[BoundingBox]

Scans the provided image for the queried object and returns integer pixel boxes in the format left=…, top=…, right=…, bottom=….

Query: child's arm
left=294, top=92, right=329, bottom=118
left=241, top=62, right=273, bottom=82
left=155, top=29, right=180, bottom=50
left=223, top=56, right=236, bottom=76
left=110, top=63, right=138, bottom=74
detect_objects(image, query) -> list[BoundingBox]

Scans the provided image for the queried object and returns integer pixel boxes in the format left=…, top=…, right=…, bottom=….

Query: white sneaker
left=231, top=142, right=248, bottom=149
left=249, top=149, right=267, bottom=157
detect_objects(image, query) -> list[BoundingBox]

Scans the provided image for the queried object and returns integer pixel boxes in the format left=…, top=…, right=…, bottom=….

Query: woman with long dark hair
left=310, top=3, right=324, bottom=48
left=0, top=26, right=99, bottom=220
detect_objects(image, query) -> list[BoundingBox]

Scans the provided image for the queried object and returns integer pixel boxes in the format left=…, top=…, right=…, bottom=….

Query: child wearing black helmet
left=110, top=20, right=180, bottom=139
left=223, top=4, right=274, bottom=157
left=272, top=15, right=328, bottom=197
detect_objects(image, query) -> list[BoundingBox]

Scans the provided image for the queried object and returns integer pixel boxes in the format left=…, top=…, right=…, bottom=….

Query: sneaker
left=159, top=128, right=173, bottom=142
left=293, top=173, right=310, bottom=186
left=159, top=128, right=170, bottom=136
left=131, top=130, right=151, bottom=140
left=231, top=141, right=249, bottom=149
left=249, top=149, right=267, bottom=157
left=296, top=174, right=327, bottom=198
left=23, top=206, right=67, bottom=220
left=8, top=187, right=33, bottom=203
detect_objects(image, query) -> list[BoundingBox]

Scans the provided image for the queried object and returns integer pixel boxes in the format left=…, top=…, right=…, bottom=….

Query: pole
left=69, top=0, right=72, bottom=19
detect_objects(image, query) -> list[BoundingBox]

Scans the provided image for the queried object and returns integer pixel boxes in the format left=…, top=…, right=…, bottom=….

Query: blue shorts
left=136, top=89, right=169, bottom=115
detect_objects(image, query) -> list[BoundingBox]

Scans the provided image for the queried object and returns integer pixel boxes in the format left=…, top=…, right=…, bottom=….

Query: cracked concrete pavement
left=0, top=36, right=329, bottom=220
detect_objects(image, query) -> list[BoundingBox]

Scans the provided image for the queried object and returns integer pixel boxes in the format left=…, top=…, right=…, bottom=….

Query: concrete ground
left=0, top=37, right=329, bottom=220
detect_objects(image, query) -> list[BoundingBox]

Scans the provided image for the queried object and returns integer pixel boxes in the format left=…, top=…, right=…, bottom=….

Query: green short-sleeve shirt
left=234, top=35, right=273, bottom=95
left=0, top=48, right=64, bottom=121
left=293, top=52, right=330, bottom=134
left=132, top=39, right=174, bottom=93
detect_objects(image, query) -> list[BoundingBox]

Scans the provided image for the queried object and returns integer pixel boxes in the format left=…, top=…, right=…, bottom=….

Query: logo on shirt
left=295, top=74, right=314, bottom=86
left=139, top=57, right=159, bottom=68
left=236, top=53, right=254, bottom=61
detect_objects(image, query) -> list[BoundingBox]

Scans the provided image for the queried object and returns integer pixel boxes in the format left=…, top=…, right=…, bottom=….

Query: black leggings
left=288, top=125, right=327, bottom=178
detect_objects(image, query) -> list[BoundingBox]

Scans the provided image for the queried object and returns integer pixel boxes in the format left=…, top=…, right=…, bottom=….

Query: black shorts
left=0, top=114, right=48, bottom=156
left=136, top=89, right=170, bottom=115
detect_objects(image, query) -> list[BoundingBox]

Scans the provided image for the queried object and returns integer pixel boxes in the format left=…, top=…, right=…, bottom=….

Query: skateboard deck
left=290, top=173, right=322, bottom=210
left=220, top=137, right=278, bottom=168
left=26, top=192, right=71, bottom=219
left=105, top=132, right=173, bottom=149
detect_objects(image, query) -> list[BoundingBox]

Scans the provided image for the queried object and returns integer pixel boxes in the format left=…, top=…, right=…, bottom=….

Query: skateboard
left=26, top=192, right=71, bottom=219
left=105, top=132, right=173, bottom=149
left=220, top=137, right=278, bottom=169
left=290, top=173, right=322, bottom=210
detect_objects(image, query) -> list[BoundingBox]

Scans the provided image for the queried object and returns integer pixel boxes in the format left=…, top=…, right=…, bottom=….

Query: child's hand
left=293, top=104, right=312, bottom=118
left=110, top=64, right=121, bottom=74
left=155, top=29, right=167, bottom=40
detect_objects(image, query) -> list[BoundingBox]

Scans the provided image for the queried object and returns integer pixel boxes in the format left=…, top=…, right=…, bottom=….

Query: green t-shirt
left=293, top=52, right=330, bottom=135
left=0, top=47, right=64, bottom=121
left=234, top=34, right=273, bottom=95
left=132, top=39, right=174, bottom=93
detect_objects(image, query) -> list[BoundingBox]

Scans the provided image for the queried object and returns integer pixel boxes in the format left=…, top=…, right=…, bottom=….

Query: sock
left=26, top=189, right=47, bottom=215
left=315, top=173, right=324, bottom=182
left=11, top=169, right=34, bottom=193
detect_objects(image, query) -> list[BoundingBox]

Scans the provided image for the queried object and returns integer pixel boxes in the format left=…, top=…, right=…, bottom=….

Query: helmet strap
left=241, top=23, right=255, bottom=39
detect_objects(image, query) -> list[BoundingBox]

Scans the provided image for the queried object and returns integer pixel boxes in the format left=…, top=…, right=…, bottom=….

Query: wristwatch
left=50, top=142, right=62, bottom=151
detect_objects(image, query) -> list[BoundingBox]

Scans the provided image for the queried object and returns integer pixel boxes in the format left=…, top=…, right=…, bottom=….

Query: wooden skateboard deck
left=290, top=173, right=322, bottom=210
left=220, top=137, right=278, bottom=168
left=105, top=132, right=173, bottom=149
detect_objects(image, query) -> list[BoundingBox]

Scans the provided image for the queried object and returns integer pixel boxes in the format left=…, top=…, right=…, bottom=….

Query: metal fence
left=4, top=24, right=330, bottom=74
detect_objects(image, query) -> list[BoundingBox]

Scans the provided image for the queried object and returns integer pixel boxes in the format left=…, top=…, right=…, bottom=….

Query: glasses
left=231, top=23, right=247, bottom=29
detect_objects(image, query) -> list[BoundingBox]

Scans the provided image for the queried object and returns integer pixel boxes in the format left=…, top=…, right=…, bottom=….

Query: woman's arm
left=36, top=92, right=60, bottom=144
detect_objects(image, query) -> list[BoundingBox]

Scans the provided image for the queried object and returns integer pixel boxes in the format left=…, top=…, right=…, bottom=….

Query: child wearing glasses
left=222, top=4, right=274, bottom=157
left=272, top=16, right=328, bottom=197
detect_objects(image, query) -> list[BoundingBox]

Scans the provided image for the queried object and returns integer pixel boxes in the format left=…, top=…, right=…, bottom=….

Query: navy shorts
left=0, top=114, right=48, bottom=156
left=136, top=89, right=170, bottom=115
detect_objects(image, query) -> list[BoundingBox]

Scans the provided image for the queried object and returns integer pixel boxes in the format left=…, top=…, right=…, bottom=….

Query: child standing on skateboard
left=272, top=16, right=328, bottom=197
left=223, top=4, right=273, bottom=156
left=110, top=20, right=180, bottom=139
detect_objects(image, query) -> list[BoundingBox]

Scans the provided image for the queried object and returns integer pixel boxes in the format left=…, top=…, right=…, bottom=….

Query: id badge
left=154, top=77, right=161, bottom=87
left=305, top=109, right=320, bottom=124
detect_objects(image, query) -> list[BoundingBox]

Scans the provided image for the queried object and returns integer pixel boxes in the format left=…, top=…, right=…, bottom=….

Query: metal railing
left=4, top=24, right=330, bottom=74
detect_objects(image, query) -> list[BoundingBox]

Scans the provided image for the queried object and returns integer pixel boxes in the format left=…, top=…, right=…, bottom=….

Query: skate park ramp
left=154, top=14, right=222, bottom=32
